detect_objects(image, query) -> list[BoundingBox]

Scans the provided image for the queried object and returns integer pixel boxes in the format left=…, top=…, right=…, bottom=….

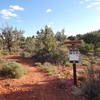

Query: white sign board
left=68, top=48, right=80, bottom=63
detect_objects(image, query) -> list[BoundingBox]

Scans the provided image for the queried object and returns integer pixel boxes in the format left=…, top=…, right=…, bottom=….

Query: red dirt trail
left=0, top=55, right=83, bottom=100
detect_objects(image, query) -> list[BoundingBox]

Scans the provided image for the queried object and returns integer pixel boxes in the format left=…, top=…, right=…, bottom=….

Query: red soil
left=0, top=55, right=83, bottom=100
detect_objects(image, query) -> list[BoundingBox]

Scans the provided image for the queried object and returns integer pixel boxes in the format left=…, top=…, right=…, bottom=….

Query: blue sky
left=0, top=0, right=100, bottom=37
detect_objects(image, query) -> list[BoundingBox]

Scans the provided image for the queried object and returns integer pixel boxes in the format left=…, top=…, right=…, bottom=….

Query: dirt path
left=0, top=55, right=82, bottom=100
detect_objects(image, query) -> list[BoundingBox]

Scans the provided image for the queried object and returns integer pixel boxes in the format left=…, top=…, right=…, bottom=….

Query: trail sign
left=68, top=48, right=80, bottom=63
left=64, top=40, right=82, bottom=86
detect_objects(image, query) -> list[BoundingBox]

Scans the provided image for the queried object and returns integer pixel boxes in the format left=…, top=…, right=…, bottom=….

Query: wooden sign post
left=64, top=40, right=82, bottom=86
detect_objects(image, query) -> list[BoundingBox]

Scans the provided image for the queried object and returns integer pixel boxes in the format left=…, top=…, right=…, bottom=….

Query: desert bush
left=0, top=58, right=7, bottom=64
left=35, top=62, right=57, bottom=76
left=43, top=62, right=52, bottom=67
left=0, top=61, right=27, bottom=78
left=78, top=76, right=86, bottom=82
left=80, top=66, right=100, bottom=100
left=81, top=60, right=90, bottom=66
left=34, top=26, right=68, bottom=65
left=52, top=48, right=68, bottom=65
left=65, top=62, right=71, bottom=67
left=77, top=69, right=86, bottom=82
left=34, top=62, right=43, bottom=67
left=79, top=43, right=94, bottom=55
left=81, top=79, right=100, bottom=100
left=42, top=66, right=56, bottom=76
left=95, top=59, right=100, bottom=66
left=0, top=50, right=9, bottom=55
left=77, top=69, right=85, bottom=75
left=0, top=58, right=8, bottom=70
left=21, top=52, right=32, bottom=58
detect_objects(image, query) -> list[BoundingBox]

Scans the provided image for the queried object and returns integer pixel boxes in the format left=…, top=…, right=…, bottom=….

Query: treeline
left=0, top=25, right=100, bottom=65
left=76, top=31, right=100, bottom=56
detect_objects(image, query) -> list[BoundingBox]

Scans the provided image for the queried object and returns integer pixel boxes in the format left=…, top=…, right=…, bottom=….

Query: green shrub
left=95, top=59, right=100, bottom=66
left=77, top=69, right=85, bottom=75
left=81, top=79, right=100, bottom=100
left=42, top=66, right=56, bottom=75
left=21, top=52, right=32, bottom=58
left=78, top=76, right=86, bottom=81
left=43, top=62, right=52, bottom=67
left=35, top=62, right=56, bottom=76
left=0, top=61, right=27, bottom=78
left=0, top=50, right=9, bottom=55
left=80, top=66, right=100, bottom=100
left=0, top=58, right=8, bottom=70
left=65, top=62, right=71, bottom=67
left=0, top=58, right=7, bottom=64
left=77, top=69, right=86, bottom=82
left=34, top=62, right=43, bottom=67
left=79, top=43, right=94, bottom=55
left=81, top=60, right=90, bottom=66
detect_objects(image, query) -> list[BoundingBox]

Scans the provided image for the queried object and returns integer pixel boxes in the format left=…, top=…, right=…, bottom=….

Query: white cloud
left=86, top=1, right=100, bottom=8
left=86, top=5, right=92, bottom=8
left=0, top=5, right=24, bottom=19
left=46, top=9, right=52, bottom=13
left=0, top=9, right=17, bottom=19
left=92, top=1, right=100, bottom=6
left=9, top=5, right=24, bottom=11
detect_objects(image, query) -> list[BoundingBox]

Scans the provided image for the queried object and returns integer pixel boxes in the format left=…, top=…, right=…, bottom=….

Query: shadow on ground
left=0, top=78, right=83, bottom=100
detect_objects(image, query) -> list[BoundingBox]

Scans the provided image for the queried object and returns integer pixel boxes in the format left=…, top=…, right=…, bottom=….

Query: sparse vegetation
left=0, top=61, right=27, bottom=78
left=81, top=60, right=90, bottom=66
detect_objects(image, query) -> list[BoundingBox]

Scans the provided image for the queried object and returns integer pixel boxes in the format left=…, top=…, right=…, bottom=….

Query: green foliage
left=77, top=31, right=100, bottom=50
left=42, top=62, right=56, bottom=76
left=95, top=48, right=100, bottom=57
left=43, top=62, right=52, bottom=67
left=0, top=58, right=7, bottom=70
left=0, top=25, right=24, bottom=53
left=65, top=62, right=71, bottom=67
left=34, top=62, right=43, bottom=67
left=42, top=66, right=56, bottom=75
left=36, top=25, right=57, bottom=52
left=55, top=29, right=67, bottom=42
left=21, top=52, right=32, bottom=58
left=80, top=66, right=100, bottom=100
left=24, top=37, right=35, bottom=53
left=79, top=43, right=94, bottom=55
left=34, top=25, right=68, bottom=65
left=81, top=60, right=90, bottom=66
left=77, top=69, right=86, bottom=81
left=0, top=58, right=6, bottom=63
left=0, top=50, right=9, bottom=55
left=78, top=76, right=86, bottom=81
left=77, top=69, right=85, bottom=75
left=34, top=62, right=57, bottom=76
left=21, top=37, right=36, bottom=58
left=52, top=47, right=68, bottom=65
left=95, top=59, right=100, bottom=66
left=0, top=37, right=3, bottom=50
left=0, top=61, right=27, bottom=78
